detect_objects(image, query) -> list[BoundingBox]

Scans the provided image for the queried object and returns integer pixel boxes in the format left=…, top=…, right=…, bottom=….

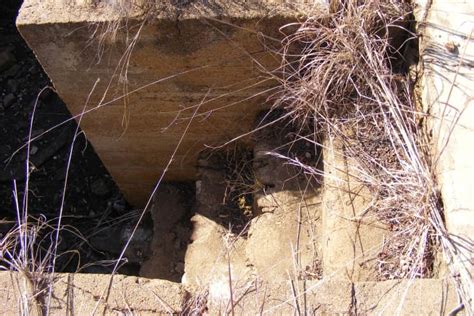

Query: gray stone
left=3, top=64, right=21, bottom=78
left=29, top=145, right=38, bottom=155
left=3, top=93, right=16, bottom=108
left=90, top=178, right=110, bottom=196
left=0, top=50, right=15, bottom=72
left=7, top=79, right=19, bottom=92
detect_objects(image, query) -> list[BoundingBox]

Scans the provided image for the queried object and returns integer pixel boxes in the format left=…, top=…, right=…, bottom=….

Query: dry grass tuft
left=273, top=0, right=438, bottom=280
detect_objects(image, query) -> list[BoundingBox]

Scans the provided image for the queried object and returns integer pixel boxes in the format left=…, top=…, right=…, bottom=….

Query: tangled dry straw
left=273, top=0, right=438, bottom=280
left=270, top=0, right=472, bottom=309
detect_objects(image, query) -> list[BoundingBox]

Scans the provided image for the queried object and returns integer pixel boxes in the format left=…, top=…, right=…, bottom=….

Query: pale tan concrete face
left=16, top=0, right=325, bottom=206
left=0, top=271, right=459, bottom=315
left=415, top=0, right=474, bottom=303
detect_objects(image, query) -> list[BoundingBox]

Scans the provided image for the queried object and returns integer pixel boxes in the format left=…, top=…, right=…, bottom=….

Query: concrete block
left=321, top=138, right=388, bottom=281
left=354, top=279, right=459, bottom=315
left=16, top=0, right=326, bottom=206
left=415, top=0, right=474, bottom=308
left=0, top=271, right=188, bottom=315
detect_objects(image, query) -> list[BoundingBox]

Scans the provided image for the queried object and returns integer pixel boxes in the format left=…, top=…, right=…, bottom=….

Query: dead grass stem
left=272, top=0, right=441, bottom=282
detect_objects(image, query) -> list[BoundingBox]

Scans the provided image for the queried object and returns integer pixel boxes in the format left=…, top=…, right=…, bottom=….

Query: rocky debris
left=29, top=145, right=38, bottom=155
left=6, top=79, right=19, bottom=92
left=0, top=49, right=15, bottom=72
left=89, top=217, right=153, bottom=264
left=0, top=125, right=74, bottom=182
left=181, top=138, right=322, bottom=289
left=90, top=178, right=110, bottom=196
left=0, top=0, right=125, bottom=275
left=140, top=183, right=193, bottom=282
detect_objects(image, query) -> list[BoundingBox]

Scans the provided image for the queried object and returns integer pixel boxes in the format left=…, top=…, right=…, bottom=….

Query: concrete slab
left=16, top=0, right=326, bottom=206
left=0, top=271, right=460, bottom=315
left=354, top=279, right=459, bottom=315
left=0, top=271, right=188, bottom=315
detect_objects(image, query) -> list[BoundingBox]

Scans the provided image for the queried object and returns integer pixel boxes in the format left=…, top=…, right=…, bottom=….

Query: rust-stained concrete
left=16, top=0, right=325, bottom=206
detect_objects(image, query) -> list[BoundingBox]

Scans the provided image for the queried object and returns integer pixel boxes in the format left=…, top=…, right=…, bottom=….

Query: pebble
left=30, top=145, right=38, bottom=155
left=7, top=79, right=19, bottom=92
left=112, top=196, right=127, bottom=213
left=3, top=93, right=16, bottom=108
left=3, top=64, right=20, bottom=78
left=91, top=178, right=110, bottom=196
left=28, top=64, right=39, bottom=75
left=0, top=50, right=15, bottom=72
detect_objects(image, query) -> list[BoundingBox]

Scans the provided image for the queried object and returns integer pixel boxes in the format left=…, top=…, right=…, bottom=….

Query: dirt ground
left=0, top=0, right=140, bottom=274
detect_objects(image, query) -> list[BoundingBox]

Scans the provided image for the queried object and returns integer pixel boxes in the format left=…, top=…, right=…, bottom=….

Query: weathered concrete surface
left=321, top=137, right=388, bottom=281
left=0, top=271, right=189, bottom=315
left=16, top=0, right=325, bottom=206
left=415, top=0, right=474, bottom=309
left=182, top=213, right=253, bottom=304
left=248, top=140, right=322, bottom=282
left=183, top=140, right=322, bottom=288
left=208, top=278, right=459, bottom=314
left=0, top=271, right=458, bottom=315
left=355, top=279, right=459, bottom=315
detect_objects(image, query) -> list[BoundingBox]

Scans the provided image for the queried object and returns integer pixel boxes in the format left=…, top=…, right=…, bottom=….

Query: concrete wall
left=0, top=271, right=459, bottom=315
left=415, top=0, right=474, bottom=306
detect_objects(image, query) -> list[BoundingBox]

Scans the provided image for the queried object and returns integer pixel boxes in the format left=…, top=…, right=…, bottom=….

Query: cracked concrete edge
left=17, top=0, right=327, bottom=25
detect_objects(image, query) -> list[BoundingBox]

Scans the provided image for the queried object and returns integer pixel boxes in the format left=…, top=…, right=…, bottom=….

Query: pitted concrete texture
left=0, top=271, right=189, bottom=315
left=16, top=0, right=326, bottom=206
left=415, top=0, right=474, bottom=309
left=0, top=271, right=459, bottom=315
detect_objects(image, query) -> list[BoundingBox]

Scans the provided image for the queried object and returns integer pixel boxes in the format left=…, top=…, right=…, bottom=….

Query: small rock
left=112, top=195, right=127, bottom=213
left=3, top=93, right=16, bottom=108
left=3, top=64, right=20, bottom=78
left=0, top=50, right=15, bottom=72
left=7, top=79, right=19, bottom=92
left=305, top=152, right=312, bottom=159
left=28, top=64, right=39, bottom=75
left=91, top=178, right=110, bottom=196
left=30, top=145, right=38, bottom=155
